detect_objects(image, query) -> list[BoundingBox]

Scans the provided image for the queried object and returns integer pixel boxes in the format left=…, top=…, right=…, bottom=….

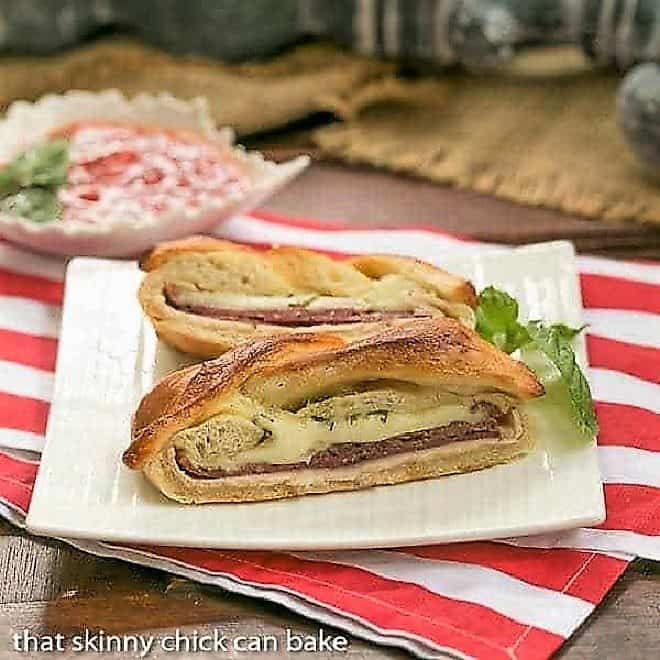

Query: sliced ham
left=177, top=418, right=502, bottom=479
left=164, top=283, right=429, bottom=326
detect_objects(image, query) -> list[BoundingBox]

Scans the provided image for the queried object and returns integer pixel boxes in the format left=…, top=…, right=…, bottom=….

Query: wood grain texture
left=2, top=163, right=658, bottom=658
left=1, top=524, right=404, bottom=658
left=557, top=561, right=660, bottom=659
left=1, top=519, right=658, bottom=658
left=312, top=73, right=660, bottom=226
left=253, top=156, right=660, bottom=259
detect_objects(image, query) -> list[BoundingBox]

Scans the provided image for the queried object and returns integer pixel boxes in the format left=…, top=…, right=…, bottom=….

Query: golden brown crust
left=124, top=332, right=342, bottom=469
left=137, top=236, right=479, bottom=358
left=350, top=253, right=477, bottom=307
left=124, top=318, right=543, bottom=474
left=138, top=236, right=250, bottom=272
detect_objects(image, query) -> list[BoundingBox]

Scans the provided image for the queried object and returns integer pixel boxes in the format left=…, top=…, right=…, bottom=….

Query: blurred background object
left=618, top=62, right=660, bottom=176
left=0, top=0, right=657, bottom=219
left=0, top=0, right=299, bottom=60
left=2, top=1, right=659, bottom=69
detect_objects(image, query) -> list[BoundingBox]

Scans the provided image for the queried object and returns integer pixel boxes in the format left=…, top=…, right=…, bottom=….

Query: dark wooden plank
left=557, top=561, right=660, bottom=659
left=1, top=531, right=658, bottom=659
left=0, top=535, right=405, bottom=658
left=0, top=521, right=162, bottom=604
left=257, top=157, right=660, bottom=259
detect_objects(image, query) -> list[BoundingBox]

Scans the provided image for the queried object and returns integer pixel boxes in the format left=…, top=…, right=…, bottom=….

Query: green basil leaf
left=0, top=187, right=62, bottom=223
left=0, top=162, right=20, bottom=197
left=0, top=138, right=69, bottom=197
left=475, top=286, right=597, bottom=440
left=475, top=286, right=530, bottom=354
left=10, top=139, right=69, bottom=188
left=519, top=346, right=592, bottom=447
left=526, top=321, right=598, bottom=438
left=0, top=139, right=69, bottom=222
left=528, top=320, right=587, bottom=342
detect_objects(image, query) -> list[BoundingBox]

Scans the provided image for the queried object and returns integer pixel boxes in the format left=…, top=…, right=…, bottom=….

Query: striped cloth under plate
left=0, top=211, right=658, bottom=659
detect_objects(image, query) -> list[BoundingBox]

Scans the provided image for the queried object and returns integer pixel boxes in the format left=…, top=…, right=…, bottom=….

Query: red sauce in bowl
left=51, top=121, right=247, bottom=223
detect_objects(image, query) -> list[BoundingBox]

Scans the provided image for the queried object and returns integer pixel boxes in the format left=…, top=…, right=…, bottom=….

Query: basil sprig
left=0, top=139, right=69, bottom=222
left=476, top=286, right=598, bottom=439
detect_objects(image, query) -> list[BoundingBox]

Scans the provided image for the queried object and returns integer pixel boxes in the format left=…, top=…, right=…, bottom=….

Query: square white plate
left=27, top=241, right=605, bottom=549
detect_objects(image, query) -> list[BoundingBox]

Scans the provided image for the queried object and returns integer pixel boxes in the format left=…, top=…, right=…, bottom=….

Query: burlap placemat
left=0, top=39, right=391, bottom=136
left=0, top=39, right=657, bottom=225
left=314, top=68, right=660, bottom=226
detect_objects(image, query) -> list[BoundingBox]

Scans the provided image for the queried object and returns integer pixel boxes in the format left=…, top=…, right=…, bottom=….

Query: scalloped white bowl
left=0, top=90, right=309, bottom=257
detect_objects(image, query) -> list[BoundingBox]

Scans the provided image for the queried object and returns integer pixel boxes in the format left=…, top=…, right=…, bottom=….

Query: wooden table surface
left=2, top=160, right=659, bottom=659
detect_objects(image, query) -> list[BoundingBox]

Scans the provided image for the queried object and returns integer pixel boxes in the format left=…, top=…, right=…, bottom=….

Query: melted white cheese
left=171, top=273, right=442, bottom=312
left=176, top=389, right=490, bottom=469
left=170, top=277, right=475, bottom=326
left=242, top=403, right=481, bottom=466
left=171, top=290, right=366, bottom=310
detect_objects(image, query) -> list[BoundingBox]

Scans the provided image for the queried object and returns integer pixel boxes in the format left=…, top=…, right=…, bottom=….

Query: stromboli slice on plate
left=122, top=317, right=544, bottom=504
left=138, top=236, right=478, bottom=358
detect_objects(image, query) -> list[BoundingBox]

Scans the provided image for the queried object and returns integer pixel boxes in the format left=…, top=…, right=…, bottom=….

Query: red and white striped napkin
left=1, top=211, right=658, bottom=659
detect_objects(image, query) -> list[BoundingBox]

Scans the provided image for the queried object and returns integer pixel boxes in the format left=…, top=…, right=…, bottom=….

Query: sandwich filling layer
left=176, top=417, right=506, bottom=478
left=164, top=283, right=454, bottom=326
left=170, top=384, right=521, bottom=479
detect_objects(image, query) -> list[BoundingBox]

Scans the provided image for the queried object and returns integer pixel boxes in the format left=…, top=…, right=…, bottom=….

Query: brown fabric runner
left=0, top=39, right=658, bottom=226
left=0, top=39, right=391, bottom=136
left=314, top=70, right=660, bottom=226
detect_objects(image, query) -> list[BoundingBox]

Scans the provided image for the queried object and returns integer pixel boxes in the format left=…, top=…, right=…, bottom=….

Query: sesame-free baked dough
left=138, top=237, right=477, bottom=358
left=123, top=318, right=544, bottom=504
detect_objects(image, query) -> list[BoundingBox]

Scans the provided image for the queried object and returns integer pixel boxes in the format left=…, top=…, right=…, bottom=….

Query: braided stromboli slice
left=123, top=318, right=544, bottom=504
left=138, top=236, right=477, bottom=358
